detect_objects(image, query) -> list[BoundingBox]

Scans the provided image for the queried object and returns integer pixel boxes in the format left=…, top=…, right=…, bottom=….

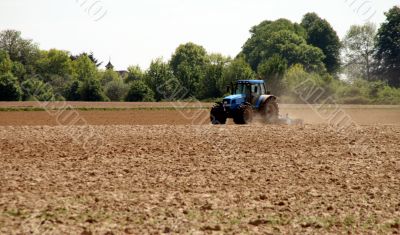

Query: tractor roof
left=236, top=80, right=264, bottom=84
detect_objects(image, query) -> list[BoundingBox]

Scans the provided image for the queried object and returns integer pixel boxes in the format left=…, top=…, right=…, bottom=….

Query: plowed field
left=0, top=103, right=399, bottom=234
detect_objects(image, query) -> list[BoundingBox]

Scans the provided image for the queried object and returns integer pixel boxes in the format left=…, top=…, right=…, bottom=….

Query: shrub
left=105, top=79, right=129, bottom=101
left=282, top=64, right=334, bottom=103
left=64, top=80, right=81, bottom=101
left=100, top=69, right=120, bottom=86
left=0, top=72, right=22, bottom=101
left=79, top=78, right=108, bottom=101
left=375, top=85, right=400, bottom=104
left=125, top=80, right=155, bottom=102
left=21, top=78, right=55, bottom=101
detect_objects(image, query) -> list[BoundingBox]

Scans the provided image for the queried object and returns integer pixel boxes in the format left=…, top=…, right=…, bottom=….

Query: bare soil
left=0, top=104, right=399, bottom=126
left=0, top=103, right=399, bottom=234
left=0, top=101, right=213, bottom=109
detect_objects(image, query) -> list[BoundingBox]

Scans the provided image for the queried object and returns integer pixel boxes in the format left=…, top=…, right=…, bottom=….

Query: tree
left=1, top=49, right=27, bottom=82
left=125, top=80, right=155, bottom=102
left=144, top=58, right=177, bottom=101
left=242, top=19, right=326, bottom=73
left=375, top=6, right=400, bottom=88
left=301, top=13, right=341, bottom=74
left=100, top=69, right=120, bottom=86
left=282, top=64, right=334, bottom=103
left=70, top=52, right=102, bottom=67
left=64, top=80, right=81, bottom=101
left=342, top=23, right=377, bottom=81
left=11, top=62, right=26, bottom=81
left=73, top=55, right=99, bottom=81
left=36, top=49, right=74, bottom=81
left=126, top=65, right=144, bottom=83
left=0, top=50, right=13, bottom=74
left=0, top=30, right=40, bottom=74
left=221, top=57, right=255, bottom=93
left=21, top=78, right=54, bottom=101
left=71, top=56, right=104, bottom=101
left=257, top=55, right=288, bottom=95
left=0, top=72, right=22, bottom=101
left=78, top=78, right=108, bottom=101
left=105, top=79, right=129, bottom=101
left=170, top=42, right=207, bottom=98
left=197, top=54, right=229, bottom=99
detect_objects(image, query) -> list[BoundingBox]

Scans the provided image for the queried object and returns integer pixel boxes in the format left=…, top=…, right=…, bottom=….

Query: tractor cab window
left=251, top=84, right=261, bottom=96
left=234, top=83, right=251, bottom=95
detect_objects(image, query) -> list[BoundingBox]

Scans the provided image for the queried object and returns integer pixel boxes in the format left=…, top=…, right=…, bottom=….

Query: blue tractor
left=210, top=80, right=279, bottom=125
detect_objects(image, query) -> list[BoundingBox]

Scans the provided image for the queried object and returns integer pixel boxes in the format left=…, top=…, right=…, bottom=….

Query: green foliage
left=43, top=74, right=71, bottom=100
left=1, top=20, right=400, bottom=104
left=11, top=61, right=26, bottom=81
left=126, top=65, right=144, bottom=83
left=250, top=18, right=307, bottom=41
left=0, top=50, right=13, bottom=74
left=70, top=52, right=102, bottom=67
left=375, top=85, right=400, bottom=104
left=282, top=64, right=334, bottom=103
left=36, top=49, right=73, bottom=81
left=21, top=78, right=55, bottom=101
left=0, top=72, right=22, bottom=101
left=79, top=78, right=108, bottom=101
left=242, top=19, right=326, bottom=73
left=301, top=13, right=341, bottom=74
left=375, top=6, right=400, bottom=87
left=342, top=23, right=377, bottom=81
left=282, top=65, right=400, bottom=104
left=125, top=80, right=155, bottom=102
left=105, top=79, right=129, bottom=101
left=73, top=55, right=99, bottom=81
left=100, top=69, right=120, bottom=86
left=221, top=57, right=255, bottom=93
left=144, top=58, right=177, bottom=101
left=257, top=55, right=288, bottom=95
left=197, top=54, right=230, bottom=99
left=170, top=42, right=207, bottom=98
left=0, top=30, right=40, bottom=74
left=64, top=80, right=81, bottom=101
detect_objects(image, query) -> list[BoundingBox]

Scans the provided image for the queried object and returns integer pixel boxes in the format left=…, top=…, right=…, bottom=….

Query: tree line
left=1, top=6, right=400, bottom=104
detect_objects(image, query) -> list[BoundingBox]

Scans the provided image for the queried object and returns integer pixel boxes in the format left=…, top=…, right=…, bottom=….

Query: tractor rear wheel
left=261, top=98, right=279, bottom=124
left=210, top=103, right=227, bottom=125
left=233, top=104, right=253, bottom=124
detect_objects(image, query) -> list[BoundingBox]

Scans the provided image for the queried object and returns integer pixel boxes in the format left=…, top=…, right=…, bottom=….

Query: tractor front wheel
left=210, top=103, right=227, bottom=125
left=233, top=104, right=253, bottom=124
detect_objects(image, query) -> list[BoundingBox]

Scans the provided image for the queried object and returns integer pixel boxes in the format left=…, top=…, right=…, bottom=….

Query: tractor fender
left=256, top=95, right=277, bottom=109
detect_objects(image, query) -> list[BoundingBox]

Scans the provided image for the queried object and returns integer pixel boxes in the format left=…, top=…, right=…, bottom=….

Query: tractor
left=210, top=80, right=279, bottom=125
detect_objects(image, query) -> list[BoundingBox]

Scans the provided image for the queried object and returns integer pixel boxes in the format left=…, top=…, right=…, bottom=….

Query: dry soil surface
left=0, top=103, right=399, bottom=234
left=1, top=124, right=400, bottom=234
left=0, top=104, right=399, bottom=126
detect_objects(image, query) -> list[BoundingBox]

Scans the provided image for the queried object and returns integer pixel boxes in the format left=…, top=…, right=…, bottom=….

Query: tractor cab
left=231, top=80, right=267, bottom=105
left=226, top=80, right=269, bottom=109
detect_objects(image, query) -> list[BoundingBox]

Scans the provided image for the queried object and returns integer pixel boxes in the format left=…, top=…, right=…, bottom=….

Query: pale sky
left=0, top=0, right=398, bottom=70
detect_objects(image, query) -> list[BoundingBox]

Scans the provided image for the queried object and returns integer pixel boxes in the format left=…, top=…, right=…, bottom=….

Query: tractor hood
left=224, top=95, right=245, bottom=100
left=222, top=94, right=246, bottom=107
left=224, top=94, right=245, bottom=100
